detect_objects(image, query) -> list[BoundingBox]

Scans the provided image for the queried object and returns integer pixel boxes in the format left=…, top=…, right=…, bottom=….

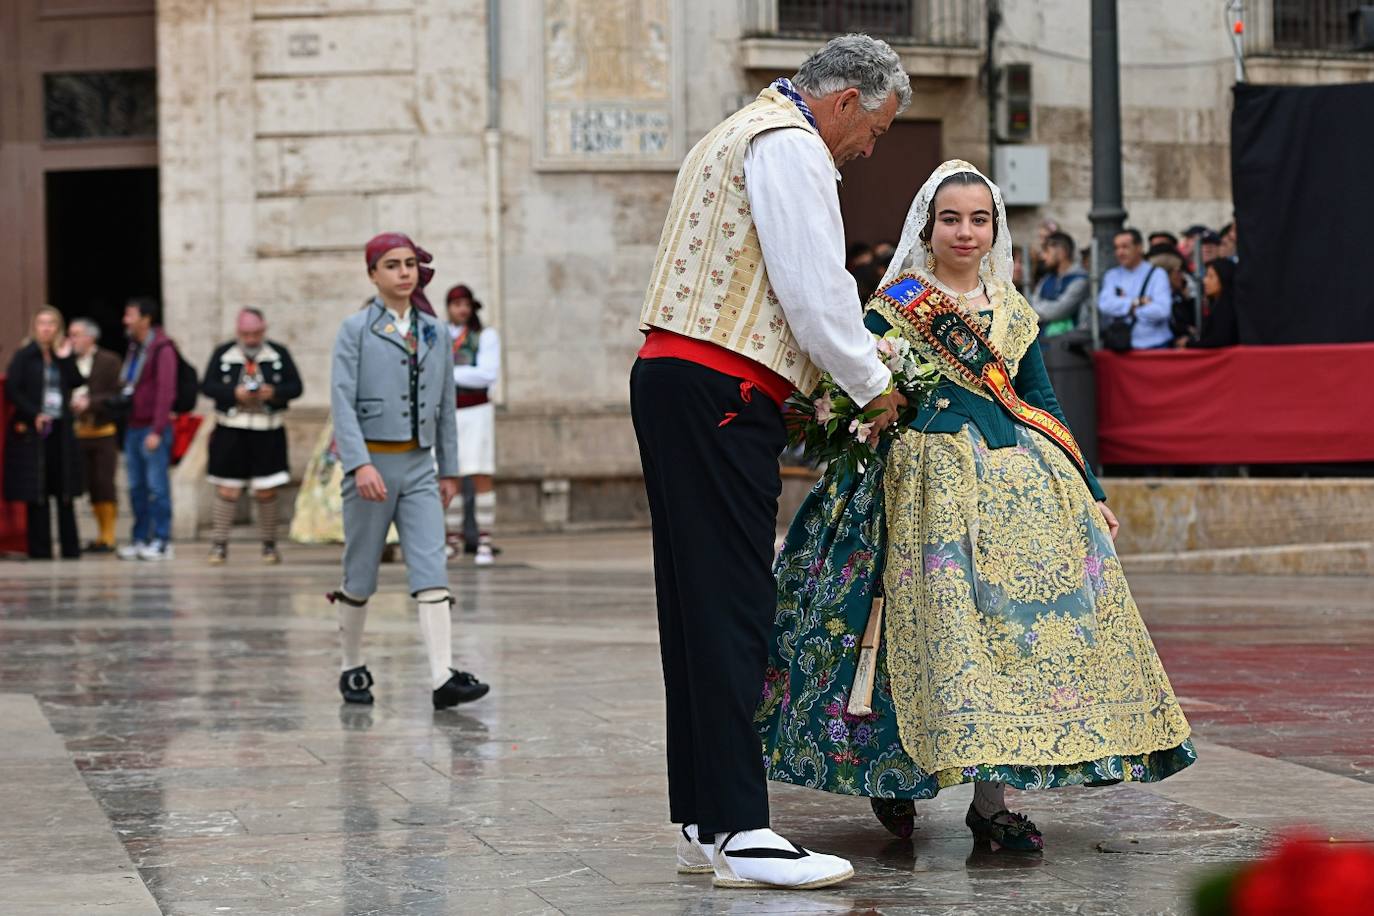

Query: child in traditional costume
left=756, top=161, right=1194, bottom=851
left=327, top=233, right=489, bottom=710
left=442, top=284, right=501, bottom=565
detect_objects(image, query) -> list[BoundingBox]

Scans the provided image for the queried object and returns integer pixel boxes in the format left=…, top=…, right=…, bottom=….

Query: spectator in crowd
left=68, top=318, right=122, bottom=553
left=1191, top=258, right=1239, bottom=349
left=1219, top=221, right=1238, bottom=261
left=872, top=240, right=897, bottom=271
left=1197, top=229, right=1221, bottom=268
left=846, top=242, right=879, bottom=304
left=117, top=297, right=178, bottom=561
left=1145, top=243, right=1196, bottom=347
left=1030, top=230, right=1090, bottom=338
left=1030, top=218, right=1060, bottom=285
left=1179, top=224, right=1210, bottom=272
left=201, top=308, right=304, bottom=566
left=845, top=242, right=873, bottom=272
left=443, top=284, right=502, bottom=565
left=1148, top=230, right=1180, bottom=253
left=5, top=307, right=84, bottom=559
left=1098, top=228, right=1173, bottom=350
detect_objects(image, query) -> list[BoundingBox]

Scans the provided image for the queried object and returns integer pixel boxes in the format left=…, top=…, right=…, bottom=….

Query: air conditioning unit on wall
left=994, top=146, right=1050, bottom=206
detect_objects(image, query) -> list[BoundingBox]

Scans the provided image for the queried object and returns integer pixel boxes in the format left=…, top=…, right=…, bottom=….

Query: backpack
left=172, top=345, right=199, bottom=414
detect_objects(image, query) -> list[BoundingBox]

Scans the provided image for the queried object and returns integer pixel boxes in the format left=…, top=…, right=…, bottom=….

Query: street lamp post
left=1089, top=0, right=1126, bottom=345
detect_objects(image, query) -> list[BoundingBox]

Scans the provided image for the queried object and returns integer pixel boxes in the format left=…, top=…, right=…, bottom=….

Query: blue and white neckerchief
left=770, top=77, right=818, bottom=132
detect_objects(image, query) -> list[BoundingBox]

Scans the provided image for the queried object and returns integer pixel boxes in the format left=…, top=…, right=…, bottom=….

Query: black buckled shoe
left=965, top=804, right=1044, bottom=852
left=433, top=669, right=489, bottom=709
left=339, top=665, right=375, bottom=705
left=871, top=797, right=917, bottom=839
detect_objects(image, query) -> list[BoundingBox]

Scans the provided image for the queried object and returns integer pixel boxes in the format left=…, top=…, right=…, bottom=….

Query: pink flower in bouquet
left=849, top=418, right=875, bottom=444
left=875, top=337, right=906, bottom=372
left=813, top=392, right=835, bottom=423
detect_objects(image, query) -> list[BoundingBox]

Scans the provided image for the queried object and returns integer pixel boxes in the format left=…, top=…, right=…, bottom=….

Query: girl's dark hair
left=1205, top=257, right=1236, bottom=297
left=918, top=172, right=999, bottom=246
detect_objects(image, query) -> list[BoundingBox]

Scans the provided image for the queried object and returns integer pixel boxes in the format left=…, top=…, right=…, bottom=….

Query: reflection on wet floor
left=1, top=535, right=1372, bottom=914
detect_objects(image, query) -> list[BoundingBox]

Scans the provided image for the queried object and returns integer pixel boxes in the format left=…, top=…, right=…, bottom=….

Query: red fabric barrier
left=0, top=375, right=29, bottom=552
left=1093, top=344, right=1374, bottom=465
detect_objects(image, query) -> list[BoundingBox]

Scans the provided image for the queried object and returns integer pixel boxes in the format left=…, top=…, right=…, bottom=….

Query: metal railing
left=743, top=0, right=981, bottom=47
left=1246, top=0, right=1374, bottom=55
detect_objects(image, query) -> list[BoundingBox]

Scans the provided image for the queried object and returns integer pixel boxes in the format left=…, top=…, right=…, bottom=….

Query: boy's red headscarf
left=364, top=232, right=436, bottom=316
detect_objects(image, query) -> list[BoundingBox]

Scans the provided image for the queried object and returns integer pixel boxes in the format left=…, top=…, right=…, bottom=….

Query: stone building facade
left=5, top=0, right=1372, bottom=535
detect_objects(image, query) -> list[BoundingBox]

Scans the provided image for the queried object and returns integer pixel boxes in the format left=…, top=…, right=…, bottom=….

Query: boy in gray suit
left=328, top=232, right=489, bottom=710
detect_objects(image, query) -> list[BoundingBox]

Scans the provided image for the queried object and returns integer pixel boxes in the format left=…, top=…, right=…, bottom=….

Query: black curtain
left=1231, top=82, right=1374, bottom=344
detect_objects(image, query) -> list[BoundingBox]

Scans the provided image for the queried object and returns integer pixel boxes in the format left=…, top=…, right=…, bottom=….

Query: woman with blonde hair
left=4, top=306, right=85, bottom=559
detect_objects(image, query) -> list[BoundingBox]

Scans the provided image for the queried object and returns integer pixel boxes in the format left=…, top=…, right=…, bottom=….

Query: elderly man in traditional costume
left=201, top=308, right=304, bottom=565
left=630, top=35, right=911, bottom=889
left=327, top=233, right=489, bottom=711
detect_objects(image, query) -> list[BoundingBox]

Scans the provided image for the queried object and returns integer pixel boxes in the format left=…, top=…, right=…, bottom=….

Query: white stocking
left=415, top=589, right=453, bottom=689
left=973, top=780, right=1007, bottom=818
left=337, top=598, right=368, bottom=671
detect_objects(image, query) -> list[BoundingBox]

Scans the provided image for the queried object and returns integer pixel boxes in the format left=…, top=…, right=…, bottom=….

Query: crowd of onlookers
left=845, top=219, right=1241, bottom=351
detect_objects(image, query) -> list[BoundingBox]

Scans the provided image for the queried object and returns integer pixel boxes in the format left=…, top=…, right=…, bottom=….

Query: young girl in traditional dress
left=442, top=284, right=501, bottom=565
left=756, top=161, right=1194, bottom=851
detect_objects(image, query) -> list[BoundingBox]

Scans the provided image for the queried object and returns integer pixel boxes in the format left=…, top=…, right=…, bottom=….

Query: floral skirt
left=289, top=421, right=398, bottom=545
left=756, top=423, right=1195, bottom=799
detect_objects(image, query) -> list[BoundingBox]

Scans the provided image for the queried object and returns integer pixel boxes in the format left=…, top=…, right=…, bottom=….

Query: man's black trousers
left=629, top=357, right=785, bottom=838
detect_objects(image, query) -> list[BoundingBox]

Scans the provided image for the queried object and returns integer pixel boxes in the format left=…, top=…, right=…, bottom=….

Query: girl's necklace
left=930, top=275, right=991, bottom=332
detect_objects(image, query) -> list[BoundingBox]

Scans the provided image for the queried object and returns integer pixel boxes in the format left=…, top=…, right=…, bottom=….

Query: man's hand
left=234, top=384, right=253, bottom=405
left=144, top=432, right=162, bottom=453
left=355, top=464, right=387, bottom=502
left=257, top=384, right=275, bottom=402
left=35, top=415, right=53, bottom=435
left=438, top=477, right=459, bottom=510
left=862, top=389, right=907, bottom=434
left=1097, top=501, right=1120, bottom=541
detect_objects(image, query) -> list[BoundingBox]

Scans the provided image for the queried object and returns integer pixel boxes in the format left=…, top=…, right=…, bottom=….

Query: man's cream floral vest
left=639, top=88, right=831, bottom=394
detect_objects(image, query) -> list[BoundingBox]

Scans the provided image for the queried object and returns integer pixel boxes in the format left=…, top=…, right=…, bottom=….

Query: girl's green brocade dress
left=755, top=272, right=1195, bottom=800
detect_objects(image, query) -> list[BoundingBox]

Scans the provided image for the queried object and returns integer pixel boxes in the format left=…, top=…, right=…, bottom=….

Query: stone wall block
left=255, top=75, right=417, bottom=135
left=252, top=14, right=413, bottom=77
left=293, top=194, right=376, bottom=248
left=371, top=191, right=422, bottom=233
left=415, top=71, right=486, bottom=134
left=254, top=198, right=296, bottom=254
left=254, top=0, right=412, bottom=15
left=276, top=136, right=418, bottom=194
left=255, top=139, right=284, bottom=193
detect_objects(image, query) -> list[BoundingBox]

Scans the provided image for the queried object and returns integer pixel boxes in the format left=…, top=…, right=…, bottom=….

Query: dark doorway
left=45, top=167, right=160, bottom=348
left=838, top=119, right=942, bottom=251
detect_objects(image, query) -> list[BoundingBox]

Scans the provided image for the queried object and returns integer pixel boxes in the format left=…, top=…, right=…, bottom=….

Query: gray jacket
left=331, top=299, right=458, bottom=477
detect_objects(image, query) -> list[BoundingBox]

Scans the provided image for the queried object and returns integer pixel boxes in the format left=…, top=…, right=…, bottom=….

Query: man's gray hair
left=70, top=318, right=100, bottom=341
left=792, top=34, right=912, bottom=113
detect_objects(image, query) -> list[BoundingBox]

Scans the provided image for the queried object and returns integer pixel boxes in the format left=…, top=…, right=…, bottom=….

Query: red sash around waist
left=637, top=330, right=795, bottom=407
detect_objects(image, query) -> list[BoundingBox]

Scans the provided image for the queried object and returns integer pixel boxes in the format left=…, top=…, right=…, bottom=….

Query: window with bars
left=772, top=0, right=978, bottom=45
left=1271, top=0, right=1372, bottom=52
left=43, top=70, right=157, bottom=141
left=778, top=0, right=914, bottom=37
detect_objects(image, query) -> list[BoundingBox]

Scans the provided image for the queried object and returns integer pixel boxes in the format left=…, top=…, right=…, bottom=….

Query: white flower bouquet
left=784, top=330, right=943, bottom=477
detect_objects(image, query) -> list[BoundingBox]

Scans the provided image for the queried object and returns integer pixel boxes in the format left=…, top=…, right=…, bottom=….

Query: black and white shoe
left=675, top=824, right=714, bottom=874
left=711, top=828, right=854, bottom=889
left=339, top=665, right=375, bottom=705
left=432, top=669, right=489, bottom=709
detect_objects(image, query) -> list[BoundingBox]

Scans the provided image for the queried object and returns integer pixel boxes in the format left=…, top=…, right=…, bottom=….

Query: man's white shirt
left=745, top=127, right=891, bottom=405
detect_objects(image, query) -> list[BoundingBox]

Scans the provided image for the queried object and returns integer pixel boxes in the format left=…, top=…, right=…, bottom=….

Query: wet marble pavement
left=2, top=532, right=1372, bottom=915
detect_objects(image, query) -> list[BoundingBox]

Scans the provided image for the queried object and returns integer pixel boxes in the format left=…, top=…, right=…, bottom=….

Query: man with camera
left=201, top=308, right=303, bottom=564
